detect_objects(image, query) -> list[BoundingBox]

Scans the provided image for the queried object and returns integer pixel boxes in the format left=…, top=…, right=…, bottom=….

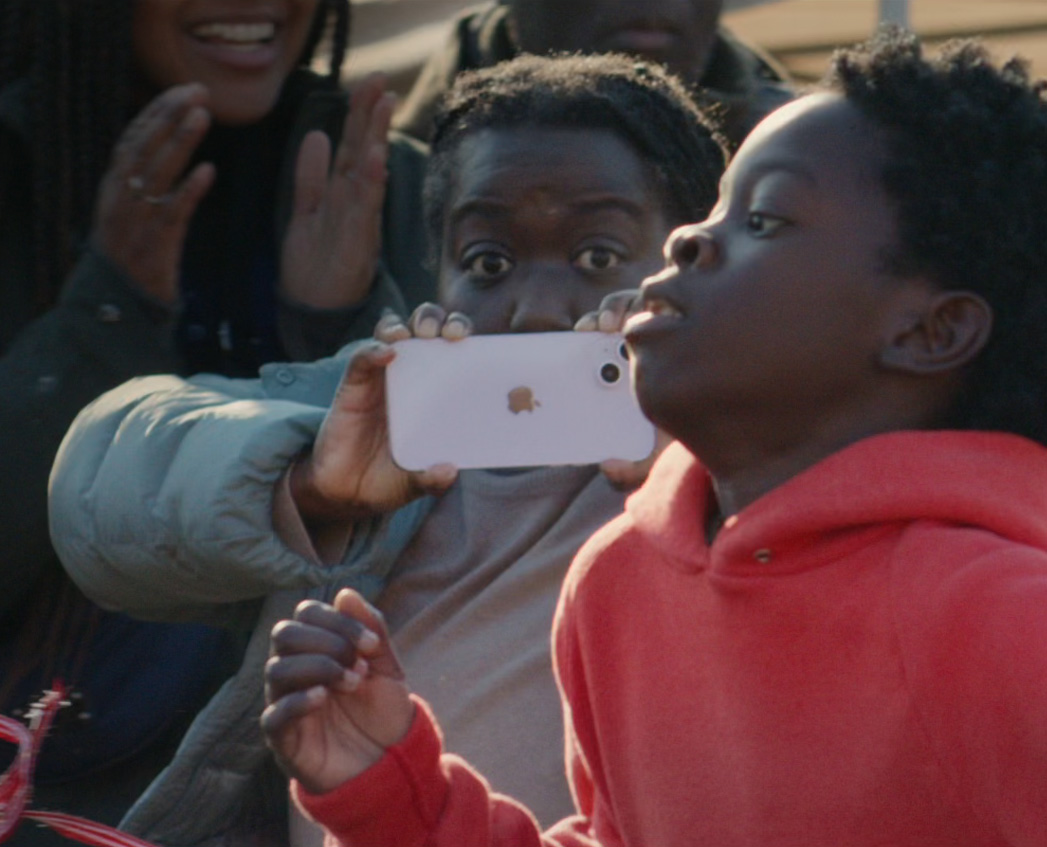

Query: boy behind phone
left=48, top=54, right=726, bottom=845
left=264, top=28, right=1047, bottom=847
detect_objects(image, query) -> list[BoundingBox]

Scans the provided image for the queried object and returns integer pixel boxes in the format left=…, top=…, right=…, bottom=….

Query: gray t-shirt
left=379, top=465, right=626, bottom=826
left=290, top=464, right=627, bottom=845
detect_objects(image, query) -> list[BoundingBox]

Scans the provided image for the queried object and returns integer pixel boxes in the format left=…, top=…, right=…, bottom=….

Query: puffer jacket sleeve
left=48, top=352, right=424, bottom=627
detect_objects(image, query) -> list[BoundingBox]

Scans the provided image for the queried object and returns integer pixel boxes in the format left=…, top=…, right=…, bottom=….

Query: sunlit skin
left=131, top=0, right=321, bottom=125
left=625, top=93, right=982, bottom=520
left=505, top=0, right=725, bottom=86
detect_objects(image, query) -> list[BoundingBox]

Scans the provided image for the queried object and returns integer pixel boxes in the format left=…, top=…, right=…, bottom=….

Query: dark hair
left=826, top=27, right=1047, bottom=445
left=0, top=0, right=350, bottom=310
left=422, top=53, right=728, bottom=258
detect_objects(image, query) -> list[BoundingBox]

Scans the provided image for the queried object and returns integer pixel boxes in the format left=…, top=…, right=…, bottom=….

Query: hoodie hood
left=626, top=430, right=1047, bottom=575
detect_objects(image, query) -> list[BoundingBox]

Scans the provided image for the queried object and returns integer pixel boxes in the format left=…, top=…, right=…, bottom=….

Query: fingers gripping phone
left=385, top=332, right=655, bottom=471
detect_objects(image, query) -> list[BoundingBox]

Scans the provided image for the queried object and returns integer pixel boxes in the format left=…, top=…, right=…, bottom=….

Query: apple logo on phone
left=507, top=386, right=540, bottom=414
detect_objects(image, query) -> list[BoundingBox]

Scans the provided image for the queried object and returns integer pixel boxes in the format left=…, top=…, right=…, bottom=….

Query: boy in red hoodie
left=261, top=28, right=1047, bottom=847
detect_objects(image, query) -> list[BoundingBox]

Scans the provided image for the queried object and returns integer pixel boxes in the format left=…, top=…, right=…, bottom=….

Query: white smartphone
left=385, top=332, right=655, bottom=471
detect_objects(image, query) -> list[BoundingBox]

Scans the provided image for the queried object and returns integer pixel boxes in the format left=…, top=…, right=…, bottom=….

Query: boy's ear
left=879, top=290, right=993, bottom=375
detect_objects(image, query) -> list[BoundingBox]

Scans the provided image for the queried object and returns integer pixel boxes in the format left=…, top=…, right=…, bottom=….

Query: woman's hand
left=576, top=289, right=671, bottom=490
left=289, top=304, right=469, bottom=526
left=262, top=589, right=415, bottom=794
left=93, top=84, right=216, bottom=304
left=280, top=73, right=395, bottom=311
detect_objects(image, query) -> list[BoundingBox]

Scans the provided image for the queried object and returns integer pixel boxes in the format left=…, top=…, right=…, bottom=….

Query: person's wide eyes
left=745, top=211, right=787, bottom=238
left=574, top=245, right=623, bottom=272
left=463, top=249, right=513, bottom=281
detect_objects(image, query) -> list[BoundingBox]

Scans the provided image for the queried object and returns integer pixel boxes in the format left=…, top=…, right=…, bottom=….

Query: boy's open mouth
left=644, top=297, right=683, bottom=319
left=624, top=296, right=684, bottom=339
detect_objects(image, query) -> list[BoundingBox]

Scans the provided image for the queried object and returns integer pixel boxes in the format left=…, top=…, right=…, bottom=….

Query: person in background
left=0, top=0, right=433, bottom=839
left=48, top=53, right=726, bottom=847
left=265, top=28, right=1047, bottom=847
left=394, top=0, right=794, bottom=148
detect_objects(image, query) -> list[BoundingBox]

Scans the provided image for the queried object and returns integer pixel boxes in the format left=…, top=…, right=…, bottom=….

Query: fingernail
left=184, top=107, right=207, bottom=132
left=357, top=629, right=379, bottom=650
left=176, top=82, right=201, bottom=100
left=417, top=317, right=439, bottom=336
left=443, top=319, right=467, bottom=339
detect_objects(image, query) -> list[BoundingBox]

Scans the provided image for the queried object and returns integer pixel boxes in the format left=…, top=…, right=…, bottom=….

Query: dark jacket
left=0, top=68, right=434, bottom=833
left=393, top=3, right=795, bottom=149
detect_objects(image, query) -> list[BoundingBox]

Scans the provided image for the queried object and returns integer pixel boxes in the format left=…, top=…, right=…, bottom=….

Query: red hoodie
left=299, top=430, right=1047, bottom=847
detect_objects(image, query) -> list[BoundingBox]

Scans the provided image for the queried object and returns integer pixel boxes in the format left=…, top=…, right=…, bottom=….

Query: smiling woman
left=131, top=0, right=322, bottom=125
left=0, top=0, right=434, bottom=843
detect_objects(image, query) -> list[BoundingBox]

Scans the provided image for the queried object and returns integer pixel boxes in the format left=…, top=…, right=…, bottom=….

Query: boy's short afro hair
left=826, top=26, right=1047, bottom=445
left=422, top=52, right=728, bottom=255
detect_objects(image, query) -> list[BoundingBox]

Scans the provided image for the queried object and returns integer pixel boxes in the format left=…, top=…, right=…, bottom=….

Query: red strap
left=0, top=684, right=160, bottom=846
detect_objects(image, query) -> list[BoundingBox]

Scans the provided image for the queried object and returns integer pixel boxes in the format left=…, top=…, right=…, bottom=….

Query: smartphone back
left=385, top=332, right=654, bottom=470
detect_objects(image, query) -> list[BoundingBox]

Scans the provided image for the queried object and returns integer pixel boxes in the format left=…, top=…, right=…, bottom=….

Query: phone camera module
left=618, top=340, right=630, bottom=361
left=599, top=361, right=622, bottom=385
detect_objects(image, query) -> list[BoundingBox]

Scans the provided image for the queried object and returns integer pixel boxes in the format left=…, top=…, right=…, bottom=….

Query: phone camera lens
left=618, top=341, right=630, bottom=361
left=600, top=362, right=622, bottom=385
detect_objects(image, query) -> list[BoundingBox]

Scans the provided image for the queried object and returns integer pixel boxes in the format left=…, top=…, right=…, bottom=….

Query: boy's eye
left=574, top=246, right=622, bottom=272
left=746, top=212, right=787, bottom=238
left=464, top=250, right=513, bottom=280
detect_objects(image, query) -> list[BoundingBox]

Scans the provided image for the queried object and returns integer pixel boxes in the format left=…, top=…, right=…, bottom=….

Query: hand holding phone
left=289, top=339, right=459, bottom=529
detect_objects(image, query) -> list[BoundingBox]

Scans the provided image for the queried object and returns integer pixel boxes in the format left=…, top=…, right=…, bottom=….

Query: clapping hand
left=93, top=84, right=215, bottom=304
left=288, top=304, right=468, bottom=526
left=281, top=73, right=394, bottom=311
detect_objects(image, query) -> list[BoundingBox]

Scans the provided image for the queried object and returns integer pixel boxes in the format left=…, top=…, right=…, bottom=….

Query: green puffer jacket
left=393, top=2, right=795, bottom=149
left=50, top=348, right=434, bottom=847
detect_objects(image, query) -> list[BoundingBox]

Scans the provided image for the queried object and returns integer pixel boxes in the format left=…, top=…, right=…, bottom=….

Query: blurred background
left=346, top=0, right=1047, bottom=95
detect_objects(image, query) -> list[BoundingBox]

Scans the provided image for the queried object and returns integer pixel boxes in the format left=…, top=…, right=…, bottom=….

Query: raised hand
left=262, top=589, right=415, bottom=795
left=288, top=304, right=468, bottom=526
left=280, top=73, right=394, bottom=310
left=576, top=289, right=671, bottom=489
left=93, top=83, right=216, bottom=304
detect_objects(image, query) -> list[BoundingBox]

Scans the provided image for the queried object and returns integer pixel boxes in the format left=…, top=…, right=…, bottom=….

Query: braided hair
left=826, top=27, right=1047, bottom=445
left=423, top=53, right=728, bottom=258
left=0, top=0, right=350, bottom=311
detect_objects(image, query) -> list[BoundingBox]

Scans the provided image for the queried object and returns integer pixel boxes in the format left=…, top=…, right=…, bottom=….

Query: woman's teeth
left=192, top=21, right=276, bottom=47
